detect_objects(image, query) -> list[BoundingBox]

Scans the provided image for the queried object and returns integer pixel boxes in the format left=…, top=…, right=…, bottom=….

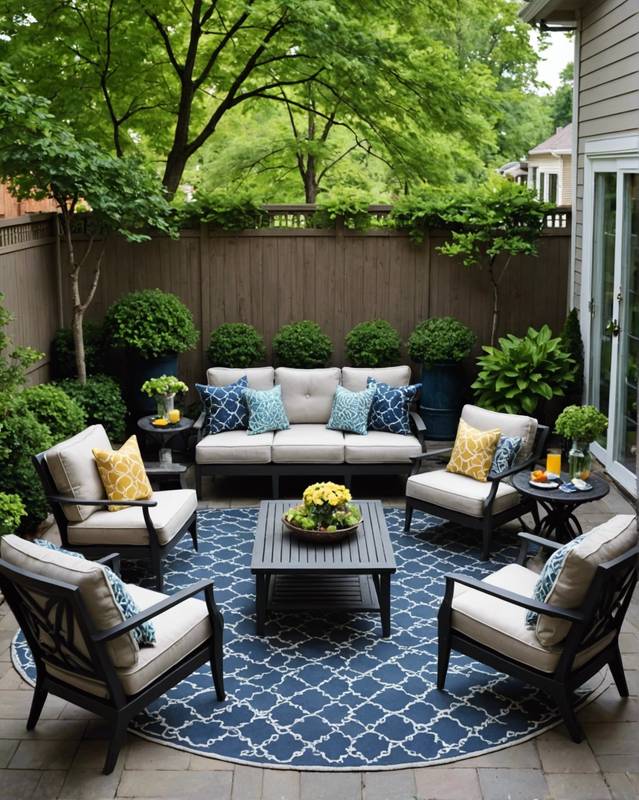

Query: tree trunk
left=72, top=298, right=87, bottom=385
left=488, top=259, right=499, bottom=347
left=162, top=149, right=189, bottom=198
left=304, top=155, right=318, bottom=203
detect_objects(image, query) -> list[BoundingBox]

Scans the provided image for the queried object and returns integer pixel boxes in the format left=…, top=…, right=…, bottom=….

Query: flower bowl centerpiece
left=283, top=482, right=362, bottom=543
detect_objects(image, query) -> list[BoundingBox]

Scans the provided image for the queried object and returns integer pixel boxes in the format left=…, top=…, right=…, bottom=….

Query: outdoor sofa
left=195, top=366, right=426, bottom=498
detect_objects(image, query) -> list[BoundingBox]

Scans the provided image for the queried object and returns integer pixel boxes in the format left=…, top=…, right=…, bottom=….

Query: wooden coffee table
left=251, top=500, right=396, bottom=637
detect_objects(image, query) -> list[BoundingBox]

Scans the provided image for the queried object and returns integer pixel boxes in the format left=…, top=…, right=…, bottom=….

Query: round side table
left=511, top=471, right=609, bottom=542
left=137, top=416, right=194, bottom=489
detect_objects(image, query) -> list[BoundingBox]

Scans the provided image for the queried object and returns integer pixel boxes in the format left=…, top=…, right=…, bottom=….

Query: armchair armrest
left=487, top=456, right=537, bottom=482
left=410, top=448, right=452, bottom=464
left=194, top=412, right=206, bottom=430
left=444, top=573, right=585, bottom=622
left=96, top=553, right=121, bottom=573
left=517, top=532, right=563, bottom=552
left=92, top=579, right=215, bottom=643
left=409, top=411, right=426, bottom=443
left=48, top=495, right=158, bottom=509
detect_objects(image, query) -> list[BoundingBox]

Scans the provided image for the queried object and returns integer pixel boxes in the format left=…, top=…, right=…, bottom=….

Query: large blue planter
left=129, top=353, right=179, bottom=415
left=419, top=362, right=464, bottom=440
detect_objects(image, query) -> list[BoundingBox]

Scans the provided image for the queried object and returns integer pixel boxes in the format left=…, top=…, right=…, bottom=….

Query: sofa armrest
left=409, top=411, right=426, bottom=447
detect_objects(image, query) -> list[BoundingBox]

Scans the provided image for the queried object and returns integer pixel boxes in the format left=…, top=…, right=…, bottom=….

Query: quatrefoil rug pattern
left=12, top=508, right=606, bottom=770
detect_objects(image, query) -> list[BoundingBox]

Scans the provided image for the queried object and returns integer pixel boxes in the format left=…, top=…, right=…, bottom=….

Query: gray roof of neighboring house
left=528, top=123, right=572, bottom=155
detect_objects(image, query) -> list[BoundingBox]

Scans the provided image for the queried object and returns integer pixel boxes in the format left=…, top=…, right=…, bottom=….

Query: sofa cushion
left=196, top=378, right=249, bottom=435
left=207, top=366, right=274, bottom=390
left=45, top=583, right=212, bottom=699
left=327, top=384, right=377, bottom=435
left=276, top=367, right=341, bottom=424
left=45, top=425, right=111, bottom=522
left=0, top=534, right=138, bottom=668
left=244, top=385, right=290, bottom=435
left=67, top=489, right=197, bottom=547
left=272, top=425, right=344, bottom=463
left=451, top=563, right=614, bottom=673
left=406, top=469, right=520, bottom=517
left=196, top=431, right=273, bottom=464
left=92, top=435, right=153, bottom=512
left=447, top=419, right=501, bottom=482
left=529, top=514, right=637, bottom=646
left=342, top=366, right=411, bottom=391
left=367, top=380, right=421, bottom=435
left=461, top=404, right=538, bottom=462
left=344, top=431, right=422, bottom=463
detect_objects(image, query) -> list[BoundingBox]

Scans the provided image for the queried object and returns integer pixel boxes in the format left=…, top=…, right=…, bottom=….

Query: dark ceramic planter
left=129, top=353, right=179, bottom=415
left=419, top=361, right=465, bottom=440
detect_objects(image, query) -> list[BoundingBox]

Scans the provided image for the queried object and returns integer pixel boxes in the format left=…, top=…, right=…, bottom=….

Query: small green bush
left=50, top=322, right=106, bottom=379
left=313, top=188, right=375, bottom=230
left=408, top=317, right=476, bottom=367
left=273, top=321, right=332, bottom=368
left=345, top=320, right=402, bottom=367
left=561, top=308, right=584, bottom=400
left=0, top=492, right=26, bottom=537
left=0, top=409, right=53, bottom=533
left=104, top=289, right=199, bottom=358
left=183, top=189, right=268, bottom=230
left=555, top=405, right=607, bottom=444
left=21, top=384, right=87, bottom=445
left=472, top=324, right=576, bottom=415
left=59, top=374, right=128, bottom=442
left=207, top=323, right=266, bottom=367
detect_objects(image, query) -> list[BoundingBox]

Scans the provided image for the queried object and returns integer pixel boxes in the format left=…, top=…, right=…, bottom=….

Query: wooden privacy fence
left=1, top=208, right=571, bottom=390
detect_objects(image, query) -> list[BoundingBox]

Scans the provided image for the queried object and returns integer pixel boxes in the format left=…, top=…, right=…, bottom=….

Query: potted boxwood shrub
left=273, top=321, right=332, bottom=368
left=207, top=322, right=266, bottom=367
left=554, top=405, right=608, bottom=480
left=104, top=289, right=198, bottom=413
left=408, top=317, right=476, bottom=439
left=345, top=320, right=402, bottom=367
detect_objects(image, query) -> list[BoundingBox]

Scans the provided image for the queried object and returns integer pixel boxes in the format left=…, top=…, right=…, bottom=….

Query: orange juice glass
left=168, top=409, right=181, bottom=424
left=546, top=451, right=562, bottom=476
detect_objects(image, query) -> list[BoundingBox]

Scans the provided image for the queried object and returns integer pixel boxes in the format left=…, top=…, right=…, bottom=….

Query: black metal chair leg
left=26, top=681, right=48, bottom=730
left=103, top=717, right=128, bottom=774
left=195, top=467, right=203, bottom=499
left=271, top=474, right=279, bottom=499
left=209, top=637, right=225, bottom=702
left=403, top=503, right=413, bottom=532
left=436, top=631, right=451, bottom=691
left=553, top=689, right=584, bottom=743
left=480, top=520, right=492, bottom=561
left=609, top=644, right=629, bottom=697
left=152, top=550, right=163, bottom=592
left=190, top=518, right=198, bottom=552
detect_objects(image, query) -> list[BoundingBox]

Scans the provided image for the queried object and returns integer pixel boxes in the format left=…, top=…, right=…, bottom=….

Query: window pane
left=548, top=174, right=558, bottom=204
left=539, top=172, right=545, bottom=200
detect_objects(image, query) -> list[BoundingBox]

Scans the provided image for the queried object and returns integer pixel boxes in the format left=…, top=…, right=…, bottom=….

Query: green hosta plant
left=472, top=324, right=576, bottom=415
left=555, top=405, right=608, bottom=445
left=345, top=320, right=402, bottom=367
left=141, top=375, right=188, bottom=398
left=408, top=317, right=476, bottom=367
left=0, top=492, right=26, bottom=537
left=207, top=323, right=266, bottom=368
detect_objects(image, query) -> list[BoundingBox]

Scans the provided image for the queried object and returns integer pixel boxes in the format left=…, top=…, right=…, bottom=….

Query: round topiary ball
left=20, top=384, right=87, bottom=445
left=408, top=317, right=476, bottom=367
left=207, top=323, right=266, bottom=368
left=345, top=319, right=402, bottom=367
left=272, top=321, right=332, bottom=368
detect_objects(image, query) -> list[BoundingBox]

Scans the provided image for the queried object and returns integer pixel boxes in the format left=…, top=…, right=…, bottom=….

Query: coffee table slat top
left=252, top=500, right=396, bottom=573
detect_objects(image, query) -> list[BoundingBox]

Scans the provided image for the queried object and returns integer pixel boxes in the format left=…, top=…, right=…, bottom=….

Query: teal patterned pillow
left=243, top=385, right=289, bottom=435
left=327, top=384, right=376, bottom=435
left=525, top=533, right=589, bottom=626
left=491, top=435, right=522, bottom=474
left=33, top=539, right=156, bottom=646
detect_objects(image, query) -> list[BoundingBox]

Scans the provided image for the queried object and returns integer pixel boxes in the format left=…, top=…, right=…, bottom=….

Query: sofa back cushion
left=275, top=367, right=341, bottom=424
left=530, top=514, right=637, bottom=646
left=207, top=366, right=274, bottom=390
left=0, top=535, right=138, bottom=669
left=342, top=366, right=411, bottom=391
left=461, top=404, right=538, bottom=462
left=45, top=425, right=112, bottom=523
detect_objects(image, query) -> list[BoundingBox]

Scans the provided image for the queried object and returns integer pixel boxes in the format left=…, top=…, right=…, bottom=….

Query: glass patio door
left=589, top=168, right=639, bottom=495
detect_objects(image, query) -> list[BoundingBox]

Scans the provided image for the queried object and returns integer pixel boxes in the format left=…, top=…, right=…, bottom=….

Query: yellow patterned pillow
left=92, top=436, right=153, bottom=512
left=446, top=419, right=501, bottom=482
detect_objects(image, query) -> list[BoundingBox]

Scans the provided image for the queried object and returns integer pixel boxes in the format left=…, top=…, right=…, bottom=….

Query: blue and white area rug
left=12, top=508, right=607, bottom=770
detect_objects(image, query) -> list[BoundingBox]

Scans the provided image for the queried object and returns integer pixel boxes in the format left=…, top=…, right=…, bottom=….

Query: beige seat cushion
left=46, top=583, right=212, bottom=698
left=344, top=431, right=422, bottom=464
left=0, top=535, right=137, bottom=668
left=452, top=564, right=614, bottom=673
left=272, top=425, right=344, bottom=463
left=341, top=366, right=411, bottom=391
left=196, top=431, right=273, bottom=464
left=275, top=367, right=341, bottom=424
left=406, top=469, right=521, bottom=517
left=67, top=490, right=197, bottom=546
left=45, top=425, right=112, bottom=522
left=461, top=405, right=538, bottom=462
left=535, top=514, right=637, bottom=646
left=207, top=366, right=274, bottom=390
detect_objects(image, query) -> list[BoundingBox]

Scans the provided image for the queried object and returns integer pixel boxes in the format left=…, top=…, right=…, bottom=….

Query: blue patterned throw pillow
left=491, top=435, right=522, bottom=474
left=243, top=385, right=289, bottom=435
left=367, top=379, right=421, bottom=435
left=33, top=540, right=156, bottom=646
left=327, top=384, right=377, bottom=435
left=525, top=533, right=589, bottom=627
left=196, top=377, right=248, bottom=435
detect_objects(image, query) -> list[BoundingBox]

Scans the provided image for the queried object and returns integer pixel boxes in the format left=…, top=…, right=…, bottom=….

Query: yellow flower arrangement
left=286, top=482, right=360, bottom=532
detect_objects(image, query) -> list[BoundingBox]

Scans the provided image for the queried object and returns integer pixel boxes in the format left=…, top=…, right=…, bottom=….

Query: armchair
left=33, top=425, right=198, bottom=589
left=404, top=404, right=549, bottom=560
left=0, top=535, right=225, bottom=774
left=437, top=517, right=638, bottom=741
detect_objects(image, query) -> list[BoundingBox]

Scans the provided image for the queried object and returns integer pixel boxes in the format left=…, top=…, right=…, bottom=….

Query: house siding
left=573, top=0, right=639, bottom=311
left=527, top=153, right=573, bottom=206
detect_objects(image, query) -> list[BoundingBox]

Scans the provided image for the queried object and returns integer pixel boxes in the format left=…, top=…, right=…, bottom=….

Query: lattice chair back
left=0, top=560, right=125, bottom=704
